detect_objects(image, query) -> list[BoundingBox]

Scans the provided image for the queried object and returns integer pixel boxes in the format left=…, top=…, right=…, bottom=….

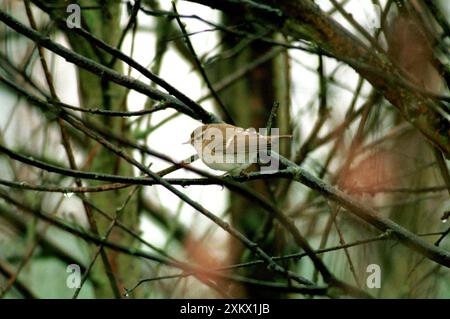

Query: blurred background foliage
left=0, top=0, right=449, bottom=298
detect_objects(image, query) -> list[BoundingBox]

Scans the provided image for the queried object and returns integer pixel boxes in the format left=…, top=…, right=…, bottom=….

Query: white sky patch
left=139, top=214, right=168, bottom=250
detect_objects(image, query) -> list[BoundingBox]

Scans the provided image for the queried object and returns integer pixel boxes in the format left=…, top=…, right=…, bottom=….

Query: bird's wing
left=225, top=132, right=265, bottom=154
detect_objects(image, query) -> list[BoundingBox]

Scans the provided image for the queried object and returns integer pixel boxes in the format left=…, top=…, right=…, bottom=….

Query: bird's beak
left=182, top=139, right=191, bottom=145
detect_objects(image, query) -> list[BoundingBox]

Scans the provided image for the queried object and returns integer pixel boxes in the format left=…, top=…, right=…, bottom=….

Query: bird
left=184, top=123, right=292, bottom=175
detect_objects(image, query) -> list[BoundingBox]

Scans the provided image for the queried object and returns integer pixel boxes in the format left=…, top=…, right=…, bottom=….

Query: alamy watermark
left=66, top=4, right=81, bottom=29
left=66, top=264, right=81, bottom=289
left=366, top=264, right=381, bottom=289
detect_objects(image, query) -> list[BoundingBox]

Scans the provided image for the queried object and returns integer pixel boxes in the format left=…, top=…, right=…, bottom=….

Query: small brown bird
left=184, top=124, right=291, bottom=174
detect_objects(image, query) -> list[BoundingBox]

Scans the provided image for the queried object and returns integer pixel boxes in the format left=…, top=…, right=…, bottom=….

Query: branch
left=270, top=153, right=450, bottom=268
left=0, top=9, right=215, bottom=123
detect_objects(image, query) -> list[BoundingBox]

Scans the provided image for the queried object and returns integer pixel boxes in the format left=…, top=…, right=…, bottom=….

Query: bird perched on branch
left=184, top=124, right=292, bottom=175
